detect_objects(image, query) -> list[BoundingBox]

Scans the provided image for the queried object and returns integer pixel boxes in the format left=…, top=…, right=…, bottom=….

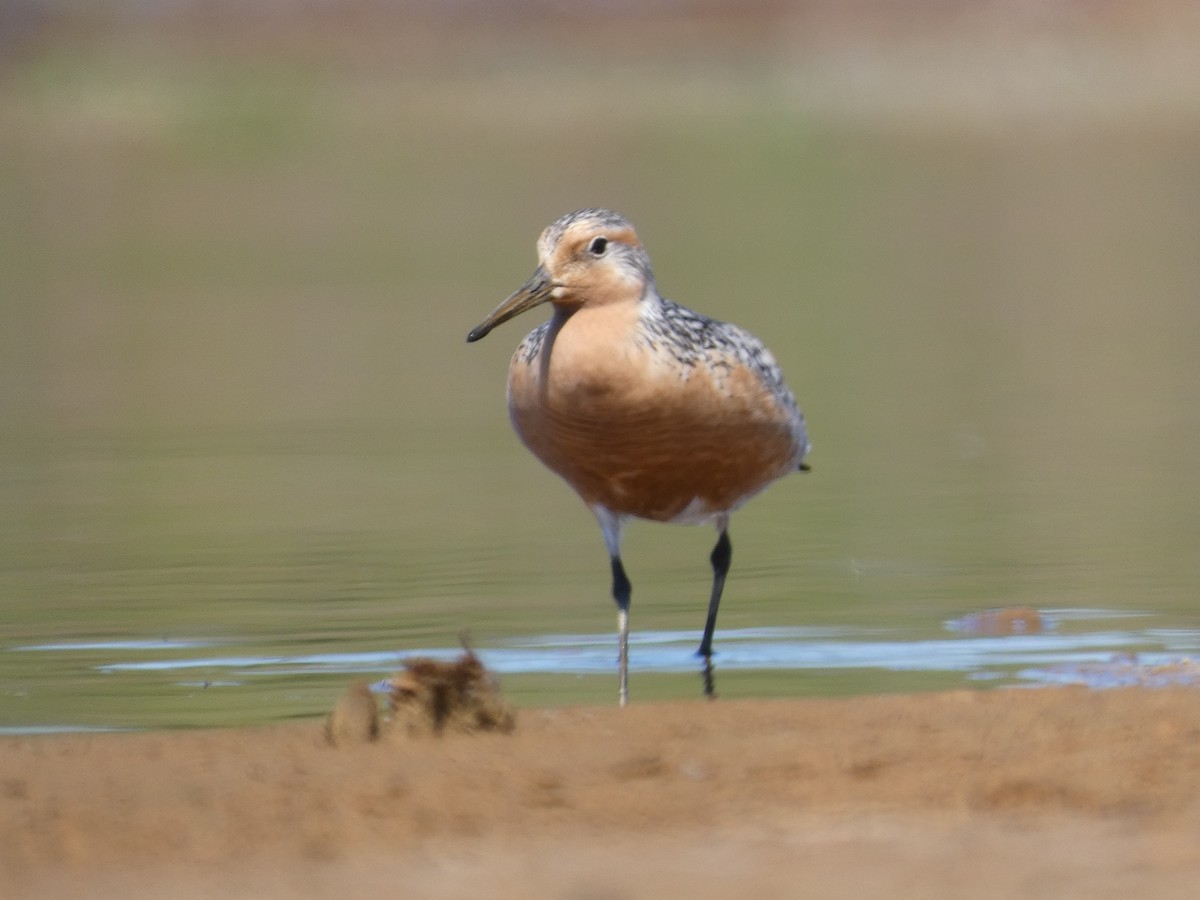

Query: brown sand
left=5, top=688, right=1200, bottom=899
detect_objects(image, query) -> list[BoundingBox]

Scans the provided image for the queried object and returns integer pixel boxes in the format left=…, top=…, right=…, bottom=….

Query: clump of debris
left=324, top=681, right=380, bottom=746
left=324, top=635, right=515, bottom=746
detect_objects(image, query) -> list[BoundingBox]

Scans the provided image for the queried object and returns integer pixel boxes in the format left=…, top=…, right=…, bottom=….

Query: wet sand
left=5, top=688, right=1200, bottom=899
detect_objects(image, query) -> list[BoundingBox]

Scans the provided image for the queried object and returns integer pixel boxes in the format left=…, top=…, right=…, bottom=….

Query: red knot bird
left=467, top=208, right=810, bottom=705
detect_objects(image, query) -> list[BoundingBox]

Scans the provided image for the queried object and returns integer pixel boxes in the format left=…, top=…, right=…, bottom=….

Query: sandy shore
left=5, top=688, right=1200, bottom=899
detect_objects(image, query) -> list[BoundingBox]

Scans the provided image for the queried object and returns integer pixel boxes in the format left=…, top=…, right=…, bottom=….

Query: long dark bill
left=466, top=267, right=556, bottom=343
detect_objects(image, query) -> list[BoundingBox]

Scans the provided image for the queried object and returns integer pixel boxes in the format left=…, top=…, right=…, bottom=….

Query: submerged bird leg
left=594, top=507, right=632, bottom=706
left=698, top=521, right=732, bottom=699
left=610, top=555, right=632, bottom=707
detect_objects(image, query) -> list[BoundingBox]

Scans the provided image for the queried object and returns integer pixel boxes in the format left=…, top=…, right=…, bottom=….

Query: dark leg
left=698, top=528, right=731, bottom=698
left=611, top=555, right=632, bottom=706
left=611, top=555, right=632, bottom=612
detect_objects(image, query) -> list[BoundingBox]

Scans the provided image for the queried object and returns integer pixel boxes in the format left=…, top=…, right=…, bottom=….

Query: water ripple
left=9, top=619, right=1195, bottom=687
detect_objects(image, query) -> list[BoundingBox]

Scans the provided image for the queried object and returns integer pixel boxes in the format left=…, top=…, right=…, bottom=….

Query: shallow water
left=12, top=610, right=1200, bottom=684
left=7, top=610, right=1200, bottom=731
left=3, top=32, right=1200, bottom=730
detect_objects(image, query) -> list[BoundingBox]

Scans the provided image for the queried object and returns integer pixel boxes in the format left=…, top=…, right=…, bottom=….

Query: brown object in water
left=950, top=606, right=1044, bottom=637
left=324, top=681, right=380, bottom=746
left=385, top=637, right=516, bottom=737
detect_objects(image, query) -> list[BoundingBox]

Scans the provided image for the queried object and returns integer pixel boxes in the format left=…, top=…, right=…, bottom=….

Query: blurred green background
left=2, top=1, right=1200, bottom=727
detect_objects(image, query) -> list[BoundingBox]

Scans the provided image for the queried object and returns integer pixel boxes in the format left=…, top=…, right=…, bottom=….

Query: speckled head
left=466, top=208, right=655, bottom=343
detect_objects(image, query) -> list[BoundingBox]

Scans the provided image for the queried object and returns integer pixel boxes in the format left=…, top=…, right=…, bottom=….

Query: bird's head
left=467, top=208, right=654, bottom=343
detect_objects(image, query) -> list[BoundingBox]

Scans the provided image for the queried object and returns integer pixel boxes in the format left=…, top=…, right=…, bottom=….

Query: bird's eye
left=588, top=236, right=608, bottom=256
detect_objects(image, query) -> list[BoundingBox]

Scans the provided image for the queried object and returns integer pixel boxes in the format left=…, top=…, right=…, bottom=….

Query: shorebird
left=467, top=208, right=810, bottom=705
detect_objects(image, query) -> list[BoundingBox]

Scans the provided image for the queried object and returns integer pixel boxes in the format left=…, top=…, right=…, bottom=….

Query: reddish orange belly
left=510, top=376, right=797, bottom=522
